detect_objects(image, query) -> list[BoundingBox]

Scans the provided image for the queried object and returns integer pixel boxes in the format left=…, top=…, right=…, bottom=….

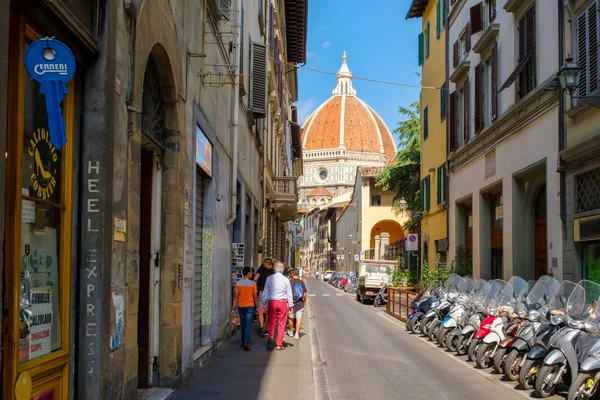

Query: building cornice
left=450, top=61, right=471, bottom=84
left=472, top=24, right=500, bottom=57
left=504, top=0, right=535, bottom=15
left=559, top=134, right=600, bottom=171
left=448, top=0, right=468, bottom=27
left=450, top=77, right=559, bottom=171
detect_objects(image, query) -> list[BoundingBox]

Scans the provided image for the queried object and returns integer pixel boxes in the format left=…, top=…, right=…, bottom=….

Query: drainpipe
left=227, top=0, right=242, bottom=226
left=559, top=0, right=567, bottom=223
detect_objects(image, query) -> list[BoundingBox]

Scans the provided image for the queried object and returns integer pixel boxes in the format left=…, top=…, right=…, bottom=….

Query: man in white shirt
left=260, top=261, right=294, bottom=351
left=299, top=268, right=304, bottom=281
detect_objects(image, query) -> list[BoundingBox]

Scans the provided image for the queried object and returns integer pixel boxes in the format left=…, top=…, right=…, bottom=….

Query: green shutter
left=443, top=164, right=449, bottom=203
left=442, top=0, right=446, bottom=28
left=441, top=81, right=447, bottom=120
left=425, top=175, right=431, bottom=211
left=426, top=22, right=430, bottom=57
left=423, top=106, right=429, bottom=140
left=436, top=1, right=441, bottom=38
left=420, top=179, right=425, bottom=211
left=437, top=166, right=442, bottom=205
left=418, top=32, right=424, bottom=66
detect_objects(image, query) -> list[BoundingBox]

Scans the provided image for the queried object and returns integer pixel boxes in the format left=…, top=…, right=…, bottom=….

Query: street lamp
left=399, top=197, right=408, bottom=216
left=557, top=57, right=600, bottom=108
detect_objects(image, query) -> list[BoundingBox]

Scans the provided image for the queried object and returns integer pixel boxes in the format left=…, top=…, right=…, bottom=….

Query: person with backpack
left=287, top=269, right=308, bottom=340
left=253, top=257, right=274, bottom=337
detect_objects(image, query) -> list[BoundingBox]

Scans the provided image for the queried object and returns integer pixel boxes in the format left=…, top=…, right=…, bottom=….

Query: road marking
left=376, top=312, right=540, bottom=400
left=336, top=294, right=345, bottom=296
left=308, top=294, right=316, bottom=297
left=322, top=294, right=330, bottom=297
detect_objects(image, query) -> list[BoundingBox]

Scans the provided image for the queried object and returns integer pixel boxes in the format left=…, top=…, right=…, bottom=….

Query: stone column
left=380, top=232, right=390, bottom=259
left=374, top=235, right=381, bottom=260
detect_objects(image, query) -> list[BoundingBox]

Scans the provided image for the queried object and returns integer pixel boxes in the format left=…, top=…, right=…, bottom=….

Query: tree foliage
left=375, top=101, right=421, bottom=231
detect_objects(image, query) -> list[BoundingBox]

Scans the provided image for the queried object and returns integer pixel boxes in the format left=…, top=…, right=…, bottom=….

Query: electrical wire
left=298, top=65, right=443, bottom=90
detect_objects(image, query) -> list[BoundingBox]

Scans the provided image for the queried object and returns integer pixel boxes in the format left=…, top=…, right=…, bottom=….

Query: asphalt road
left=307, top=277, right=563, bottom=400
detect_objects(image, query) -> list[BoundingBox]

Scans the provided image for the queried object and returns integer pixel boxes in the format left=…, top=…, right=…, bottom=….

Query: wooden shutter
left=441, top=81, right=447, bottom=120
left=464, top=77, right=470, bottom=143
left=449, top=92, right=457, bottom=152
left=436, top=1, right=441, bottom=38
left=426, top=22, right=431, bottom=57
left=491, top=43, right=498, bottom=120
left=442, top=0, right=447, bottom=25
left=443, top=165, right=449, bottom=203
left=489, top=0, right=496, bottom=23
left=418, top=32, right=424, bottom=66
left=500, top=6, right=535, bottom=91
left=249, top=42, right=267, bottom=117
left=239, top=5, right=245, bottom=76
left=525, top=6, right=536, bottom=55
left=578, top=2, right=598, bottom=97
left=470, top=2, right=484, bottom=35
left=437, top=166, right=442, bottom=205
left=423, top=106, right=429, bottom=140
left=426, top=176, right=431, bottom=211
left=420, top=179, right=425, bottom=211
left=453, top=40, right=459, bottom=67
left=474, top=63, right=483, bottom=134
left=465, top=22, right=472, bottom=52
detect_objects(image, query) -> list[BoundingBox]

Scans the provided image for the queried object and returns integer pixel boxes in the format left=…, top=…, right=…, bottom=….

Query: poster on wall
left=231, top=243, right=245, bottom=281
left=195, top=125, right=212, bottom=177
left=28, top=287, right=53, bottom=360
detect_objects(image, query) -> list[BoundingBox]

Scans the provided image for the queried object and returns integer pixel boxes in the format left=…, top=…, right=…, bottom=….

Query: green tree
left=375, top=101, right=421, bottom=231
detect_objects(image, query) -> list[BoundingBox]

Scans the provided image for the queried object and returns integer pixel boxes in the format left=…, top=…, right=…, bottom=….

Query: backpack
left=293, top=281, right=304, bottom=303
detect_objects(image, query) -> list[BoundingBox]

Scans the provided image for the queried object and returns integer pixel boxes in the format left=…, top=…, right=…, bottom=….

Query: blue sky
left=296, top=0, right=423, bottom=148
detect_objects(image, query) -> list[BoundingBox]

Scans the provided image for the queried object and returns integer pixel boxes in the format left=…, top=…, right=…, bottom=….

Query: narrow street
left=306, top=278, right=561, bottom=400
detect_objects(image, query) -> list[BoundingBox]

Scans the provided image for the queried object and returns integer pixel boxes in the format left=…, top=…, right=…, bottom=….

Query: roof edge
left=406, top=0, right=430, bottom=19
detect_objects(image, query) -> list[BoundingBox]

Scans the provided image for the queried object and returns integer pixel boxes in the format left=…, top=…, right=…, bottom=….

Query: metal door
left=193, top=168, right=204, bottom=349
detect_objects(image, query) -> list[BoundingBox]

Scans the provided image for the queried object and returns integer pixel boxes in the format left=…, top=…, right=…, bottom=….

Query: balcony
left=273, top=176, right=298, bottom=222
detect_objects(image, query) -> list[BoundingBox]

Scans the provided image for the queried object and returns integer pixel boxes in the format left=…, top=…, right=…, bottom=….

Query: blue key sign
left=24, top=38, right=76, bottom=151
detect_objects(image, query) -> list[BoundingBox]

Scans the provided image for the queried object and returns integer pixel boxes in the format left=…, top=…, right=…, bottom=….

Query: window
left=421, top=175, right=431, bottom=211
left=319, top=169, right=328, bottom=181
left=577, top=2, right=599, bottom=98
left=500, top=5, right=536, bottom=98
left=423, top=106, right=429, bottom=140
left=449, top=88, right=464, bottom=151
left=441, top=81, right=448, bottom=120
left=418, top=32, right=424, bottom=66
left=437, top=165, right=446, bottom=205
left=371, top=195, right=381, bottom=206
left=487, top=0, right=497, bottom=24
left=239, top=5, right=245, bottom=79
left=470, top=2, right=484, bottom=35
left=475, top=56, right=493, bottom=133
left=426, top=22, right=431, bottom=58
left=436, top=1, right=441, bottom=38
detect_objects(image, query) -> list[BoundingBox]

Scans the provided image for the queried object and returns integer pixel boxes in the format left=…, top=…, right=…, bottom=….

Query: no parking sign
left=406, top=234, right=418, bottom=251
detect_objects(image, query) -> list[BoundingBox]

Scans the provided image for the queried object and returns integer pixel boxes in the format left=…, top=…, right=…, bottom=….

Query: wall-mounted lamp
left=558, top=57, right=600, bottom=108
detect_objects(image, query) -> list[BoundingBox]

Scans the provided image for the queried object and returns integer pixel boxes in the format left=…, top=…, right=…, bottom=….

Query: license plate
left=366, top=291, right=374, bottom=295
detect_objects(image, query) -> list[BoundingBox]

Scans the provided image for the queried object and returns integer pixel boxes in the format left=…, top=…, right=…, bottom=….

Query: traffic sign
left=354, top=254, right=359, bottom=262
left=360, top=251, right=365, bottom=260
left=406, top=234, right=419, bottom=251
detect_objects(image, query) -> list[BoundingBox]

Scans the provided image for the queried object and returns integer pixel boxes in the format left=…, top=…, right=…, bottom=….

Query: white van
left=356, top=260, right=394, bottom=304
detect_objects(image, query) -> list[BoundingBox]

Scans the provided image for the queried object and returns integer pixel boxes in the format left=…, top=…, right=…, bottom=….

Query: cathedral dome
left=301, top=52, right=396, bottom=158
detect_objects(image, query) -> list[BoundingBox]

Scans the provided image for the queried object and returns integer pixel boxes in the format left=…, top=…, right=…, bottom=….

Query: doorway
left=490, top=193, right=503, bottom=279
left=534, top=184, right=547, bottom=278
left=138, top=148, right=162, bottom=387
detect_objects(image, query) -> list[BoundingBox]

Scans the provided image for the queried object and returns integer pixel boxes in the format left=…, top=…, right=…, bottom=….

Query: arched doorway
left=534, top=184, right=547, bottom=279
left=138, top=54, right=168, bottom=388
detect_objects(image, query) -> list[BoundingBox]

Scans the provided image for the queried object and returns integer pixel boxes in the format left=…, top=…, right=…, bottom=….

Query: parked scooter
left=374, top=283, right=388, bottom=307
left=534, top=280, right=600, bottom=398
left=437, top=277, right=478, bottom=347
left=426, top=275, right=465, bottom=341
left=567, top=319, right=600, bottom=400
left=501, top=275, right=560, bottom=380
left=517, top=280, right=577, bottom=390
left=471, top=276, right=529, bottom=368
left=450, top=280, right=492, bottom=355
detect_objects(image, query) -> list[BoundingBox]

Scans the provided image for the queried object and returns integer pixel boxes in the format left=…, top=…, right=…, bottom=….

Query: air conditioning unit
left=574, top=215, right=600, bottom=242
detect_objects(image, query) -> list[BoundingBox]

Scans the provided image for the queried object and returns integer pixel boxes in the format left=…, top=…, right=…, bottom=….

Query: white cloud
left=296, top=98, right=316, bottom=125
left=321, top=41, right=332, bottom=49
left=306, top=51, right=315, bottom=59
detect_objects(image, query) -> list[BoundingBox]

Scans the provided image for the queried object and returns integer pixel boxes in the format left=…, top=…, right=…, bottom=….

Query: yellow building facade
left=407, top=0, right=448, bottom=267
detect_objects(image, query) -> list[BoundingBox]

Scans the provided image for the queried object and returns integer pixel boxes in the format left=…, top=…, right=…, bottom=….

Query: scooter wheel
left=467, top=338, right=480, bottom=362
left=493, top=347, right=508, bottom=373
left=534, top=364, right=562, bottom=398
left=437, top=327, right=450, bottom=347
left=568, top=372, right=596, bottom=400
left=405, top=317, right=413, bottom=331
left=410, top=318, right=422, bottom=335
left=445, top=332, right=458, bottom=352
left=476, top=342, right=495, bottom=369
left=518, top=358, right=541, bottom=390
left=456, top=333, right=470, bottom=356
left=428, top=320, right=441, bottom=341
left=420, top=317, right=432, bottom=336
left=503, top=349, right=524, bottom=381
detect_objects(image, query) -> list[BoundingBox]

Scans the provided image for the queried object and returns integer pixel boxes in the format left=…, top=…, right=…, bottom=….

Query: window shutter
left=442, top=0, right=447, bottom=26
left=426, top=176, right=431, bottom=211
left=500, top=6, right=535, bottom=92
left=470, top=2, right=484, bottom=35
left=453, top=40, right=459, bottom=67
left=465, top=22, right=472, bottom=52
left=443, top=165, right=449, bottom=203
left=491, top=43, right=498, bottom=120
left=489, top=0, right=496, bottom=23
left=423, top=106, right=429, bottom=140
left=219, top=0, right=232, bottom=19
left=426, top=22, right=431, bottom=57
left=420, top=179, right=425, bottom=211
left=518, top=14, right=526, bottom=59
left=436, top=1, right=441, bottom=38
left=437, top=166, right=442, bottom=205
left=464, top=77, right=470, bottom=143
left=449, top=92, right=457, bottom=152
left=239, top=5, right=245, bottom=77
left=418, top=32, right=424, bottom=66
left=249, top=42, right=267, bottom=117
left=441, top=81, right=447, bottom=120
left=578, top=2, right=598, bottom=97
left=474, top=63, right=483, bottom=134
left=525, top=6, right=536, bottom=55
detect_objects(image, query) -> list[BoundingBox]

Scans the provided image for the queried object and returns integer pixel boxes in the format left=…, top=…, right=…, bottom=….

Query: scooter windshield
left=527, top=276, right=561, bottom=309
left=483, top=280, right=509, bottom=310
left=568, top=280, right=600, bottom=321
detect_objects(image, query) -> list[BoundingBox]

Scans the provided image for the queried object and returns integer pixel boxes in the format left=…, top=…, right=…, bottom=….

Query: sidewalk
left=168, top=312, right=315, bottom=400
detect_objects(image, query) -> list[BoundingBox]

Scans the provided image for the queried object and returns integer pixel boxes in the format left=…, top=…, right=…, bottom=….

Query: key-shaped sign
left=24, top=38, right=76, bottom=151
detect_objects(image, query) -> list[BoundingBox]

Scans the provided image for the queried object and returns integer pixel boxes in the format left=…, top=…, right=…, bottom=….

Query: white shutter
left=249, top=42, right=267, bottom=117
left=219, top=0, right=231, bottom=20
left=577, top=2, right=599, bottom=97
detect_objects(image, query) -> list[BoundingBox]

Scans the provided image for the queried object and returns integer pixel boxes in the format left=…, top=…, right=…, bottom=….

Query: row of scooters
left=326, top=272, right=357, bottom=294
left=406, top=274, right=600, bottom=399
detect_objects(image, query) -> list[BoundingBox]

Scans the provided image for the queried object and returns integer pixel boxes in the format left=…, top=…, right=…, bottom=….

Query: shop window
left=582, top=242, right=600, bottom=282
left=576, top=167, right=600, bottom=213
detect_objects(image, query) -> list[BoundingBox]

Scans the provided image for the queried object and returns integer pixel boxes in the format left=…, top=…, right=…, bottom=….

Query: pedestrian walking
left=298, top=267, right=305, bottom=281
left=260, top=261, right=293, bottom=351
left=254, top=257, right=274, bottom=337
left=231, top=267, right=258, bottom=351
left=287, top=269, right=307, bottom=340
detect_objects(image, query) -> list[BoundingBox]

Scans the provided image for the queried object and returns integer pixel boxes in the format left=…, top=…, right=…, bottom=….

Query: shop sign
left=27, top=128, right=59, bottom=200
left=195, top=125, right=212, bottom=177
left=24, top=38, right=76, bottom=150
left=28, top=288, right=53, bottom=360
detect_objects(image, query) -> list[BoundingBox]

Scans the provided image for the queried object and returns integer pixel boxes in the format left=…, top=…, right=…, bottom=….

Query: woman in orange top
left=232, top=267, right=258, bottom=350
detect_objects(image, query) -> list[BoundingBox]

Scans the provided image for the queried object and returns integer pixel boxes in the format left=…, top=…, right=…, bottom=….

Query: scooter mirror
left=584, top=322, right=600, bottom=334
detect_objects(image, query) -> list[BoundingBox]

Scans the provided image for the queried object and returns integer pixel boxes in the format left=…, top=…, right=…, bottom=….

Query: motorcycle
left=405, top=283, right=434, bottom=332
left=374, top=283, right=388, bottom=307
left=436, top=277, right=477, bottom=347
left=450, top=280, right=492, bottom=355
left=567, top=321, right=600, bottom=400
left=496, top=275, right=560, bottom=377
left=534, top=280, right=600, bottom=398
left=425, top=275, right=465, bottom=341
